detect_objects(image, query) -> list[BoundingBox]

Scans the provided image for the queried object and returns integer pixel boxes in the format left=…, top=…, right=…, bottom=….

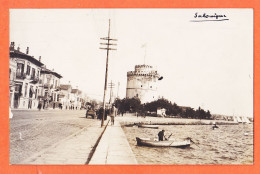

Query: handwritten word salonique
left=194, top=13, right=227, bottom=20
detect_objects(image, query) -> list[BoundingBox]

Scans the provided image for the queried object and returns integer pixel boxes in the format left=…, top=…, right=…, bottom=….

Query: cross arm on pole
left=100, top=37, right=118, bottom=41
left=99, top=48, right=117, bottom=50
left=100, top=43, right=117, bottom=46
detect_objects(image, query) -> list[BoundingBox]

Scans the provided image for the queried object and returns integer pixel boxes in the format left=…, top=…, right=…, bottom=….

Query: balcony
left=30, top=76, right=39, bottom=84
left=44, top=84, right=54, bottom=89
left=16, top=73, right=26, bottom=80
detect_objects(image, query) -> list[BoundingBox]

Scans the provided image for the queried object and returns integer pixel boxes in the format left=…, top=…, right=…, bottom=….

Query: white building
left=71, top=89, right=82, bottom=110
left=9, top=42, right=43, bottom=109
left=39, top=67, right=62, bottom=109
left=9, top=56, right=17, bottom=109
left=126, top=64, right=160, bottom=103
left=58, top=84, right=72, bottom=109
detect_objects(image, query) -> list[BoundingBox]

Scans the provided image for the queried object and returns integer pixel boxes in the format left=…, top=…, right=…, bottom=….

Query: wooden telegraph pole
left=100, top=19, right=117, bottom=127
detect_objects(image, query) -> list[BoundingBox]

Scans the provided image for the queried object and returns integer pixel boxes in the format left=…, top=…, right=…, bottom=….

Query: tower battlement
left=127, top=71, right=159, bottom=78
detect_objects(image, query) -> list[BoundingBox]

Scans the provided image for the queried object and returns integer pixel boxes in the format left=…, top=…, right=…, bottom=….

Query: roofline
left=41, top=70, right=63, bottom=78
left=9, top=49, right=44, bottom=67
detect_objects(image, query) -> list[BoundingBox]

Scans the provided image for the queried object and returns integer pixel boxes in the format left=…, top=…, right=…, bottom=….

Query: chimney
left=39, top=56, right=41, bottom=62
left=17, top=47, right=20, bottom=51
left=26, top=47, right=29, bottom=54
left=10, top=42, right=15, bottom=50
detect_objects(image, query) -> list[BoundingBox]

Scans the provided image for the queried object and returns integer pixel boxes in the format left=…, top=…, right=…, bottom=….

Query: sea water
left=122, top=124, right=253, bottom=164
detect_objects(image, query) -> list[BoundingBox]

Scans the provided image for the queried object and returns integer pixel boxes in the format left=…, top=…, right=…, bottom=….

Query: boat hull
left=136, top=137, right=190, bottom=148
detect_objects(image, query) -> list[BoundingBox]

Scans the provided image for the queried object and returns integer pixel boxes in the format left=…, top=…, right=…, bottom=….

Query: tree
left=113, top=97, right=141, bottom=113
left=113, top=97, right=212, bottom=119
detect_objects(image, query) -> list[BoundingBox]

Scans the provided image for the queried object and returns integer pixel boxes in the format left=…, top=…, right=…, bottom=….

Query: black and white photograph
left=9, top=9, right=253, bottom=165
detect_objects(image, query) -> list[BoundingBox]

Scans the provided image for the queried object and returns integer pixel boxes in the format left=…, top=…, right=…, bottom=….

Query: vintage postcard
left=0, top=0, right=259, bottom=174
left=8, top=9, right=253, bottom=165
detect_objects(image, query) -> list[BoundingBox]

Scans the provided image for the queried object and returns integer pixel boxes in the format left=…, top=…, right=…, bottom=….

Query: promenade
left=89, top=118, right=138, bottom=165
left=20, top=119, right=137, bottom=165
left=11, top=110, right=138, bottom=165
left=21, top=120, right=107, bottom=165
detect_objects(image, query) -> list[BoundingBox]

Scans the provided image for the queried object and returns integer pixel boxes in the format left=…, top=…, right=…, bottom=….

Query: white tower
left=126, top=65, right=160, bottom=103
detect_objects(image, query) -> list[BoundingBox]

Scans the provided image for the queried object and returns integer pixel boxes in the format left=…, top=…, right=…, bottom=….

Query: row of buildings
left=9, top=42, right=89, bottom=110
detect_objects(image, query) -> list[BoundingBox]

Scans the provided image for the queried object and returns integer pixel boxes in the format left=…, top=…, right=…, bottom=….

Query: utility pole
left=117, top=82, right=120, bottom=98
left=100, top=19, right=117, bottom=127
left=108, top=80, right=115, bottom=104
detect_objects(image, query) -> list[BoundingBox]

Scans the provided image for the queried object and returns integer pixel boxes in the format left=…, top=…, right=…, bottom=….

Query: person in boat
left=212, top=123, right=219, bottom=129
left=158, top=129, right=168, bottom=141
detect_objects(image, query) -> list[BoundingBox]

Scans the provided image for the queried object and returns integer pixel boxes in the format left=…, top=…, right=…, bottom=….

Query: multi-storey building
left=9, top=42, right=44, bottom=109
left=38, top=67, right=62, bottom=109
left=71, top=88, right=82, bottom=110
left=58, top=84, right=72, bottom=109
left=9, top=55, right=17, bottom=108
left=126, top=64, right=160, bottom=103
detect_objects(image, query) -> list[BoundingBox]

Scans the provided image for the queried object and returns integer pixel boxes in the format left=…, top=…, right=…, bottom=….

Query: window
left=31, top=68, right=35, bottom=78
left=55, top=80, right=57, bottom=88
left=15, top=84, right=22, bottom=94
left=29, top=86, right=33, bottom=98
left=24, top=83, right=28, bottom=97
left=47, top=78, right=51, bottom=84
left=141, top=85, right=142, bottom=87
left=17, top=63, right=24, bottom=76
left=35, top=89, right=38, bottom=99
left=26, top=65, right=31, bottom=75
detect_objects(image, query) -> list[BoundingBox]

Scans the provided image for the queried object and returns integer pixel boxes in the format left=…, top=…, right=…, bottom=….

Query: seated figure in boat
left=212, top=123, right=219, bottom=129
left=158, top=130, right=167, bottom=141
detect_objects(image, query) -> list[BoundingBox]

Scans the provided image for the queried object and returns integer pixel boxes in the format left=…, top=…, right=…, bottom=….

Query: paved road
left=9, top=109, right=102, bottom=164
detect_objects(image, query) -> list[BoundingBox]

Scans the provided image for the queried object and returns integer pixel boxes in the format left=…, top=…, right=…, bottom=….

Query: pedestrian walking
left=111, top=105, right=116, bottom=125
left=37, top=102, right=42, bottom=111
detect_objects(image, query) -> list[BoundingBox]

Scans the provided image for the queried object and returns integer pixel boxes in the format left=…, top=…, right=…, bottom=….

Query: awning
left=30, top=86, right=35, bottom=94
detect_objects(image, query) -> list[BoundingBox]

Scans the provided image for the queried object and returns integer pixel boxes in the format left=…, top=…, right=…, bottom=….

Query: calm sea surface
left=122, top=124, right=253, bottom=164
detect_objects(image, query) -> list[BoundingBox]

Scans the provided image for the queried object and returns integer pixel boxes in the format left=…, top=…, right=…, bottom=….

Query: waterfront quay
left=9, top=109, right=137, bottom=165
left=10, top=110, right=250, bottom=165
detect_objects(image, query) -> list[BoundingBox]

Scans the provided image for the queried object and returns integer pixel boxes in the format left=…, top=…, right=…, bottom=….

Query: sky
left=10, top=9, right=253, bottom=117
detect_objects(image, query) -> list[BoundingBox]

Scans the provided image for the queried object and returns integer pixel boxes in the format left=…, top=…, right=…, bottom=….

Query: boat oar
left=187, top=137, right=200, bottom=148
left=166, top=133, right=173, bottom=140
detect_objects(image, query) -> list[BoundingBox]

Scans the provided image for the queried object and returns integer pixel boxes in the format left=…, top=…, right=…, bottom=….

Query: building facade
left=71, top=89, right=82, bottom=110
left=58, top=84, right=72, bottom=109
left=9, top=56, right=17, bottom=108
left=38, top=67, right=62, bottom=109
left=9, top=42, right=93, bottom=111
left=126, top=64, right=160, bottom=103
left=9, top=42, right=44, bottom=109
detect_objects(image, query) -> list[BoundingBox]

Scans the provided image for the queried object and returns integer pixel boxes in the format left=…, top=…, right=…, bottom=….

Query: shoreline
left=117, top=113, right=242, bottom=126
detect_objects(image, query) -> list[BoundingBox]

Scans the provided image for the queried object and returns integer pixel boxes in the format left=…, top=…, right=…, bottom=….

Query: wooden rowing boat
left=136, top=137, right=191, bottom=148
left=137, top=124, right=159, bottom=129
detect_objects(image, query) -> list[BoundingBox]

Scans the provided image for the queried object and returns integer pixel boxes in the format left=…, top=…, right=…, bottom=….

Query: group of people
left=97, top=105, right=117, bottom=126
